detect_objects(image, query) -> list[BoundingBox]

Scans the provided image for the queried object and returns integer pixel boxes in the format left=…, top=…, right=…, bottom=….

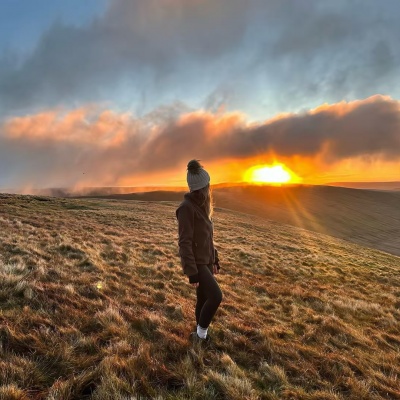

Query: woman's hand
left=213, top=264, right=220, bottom=274
left=191, top=282, right=199, bottom=288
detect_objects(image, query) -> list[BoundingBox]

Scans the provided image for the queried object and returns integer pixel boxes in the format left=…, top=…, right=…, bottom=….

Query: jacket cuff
left=214, top=248, right=220, bottom=263
left=189, top=274, right=199, bottom=283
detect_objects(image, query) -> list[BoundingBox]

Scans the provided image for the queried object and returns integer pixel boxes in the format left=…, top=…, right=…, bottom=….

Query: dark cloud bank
left=1, top=0, right=400, bottom=116
left=0, top=96, right=399, bottom=187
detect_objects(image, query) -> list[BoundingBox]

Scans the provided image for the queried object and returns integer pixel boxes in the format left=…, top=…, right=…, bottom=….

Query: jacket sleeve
left=176, top=203, right=198, bottom=279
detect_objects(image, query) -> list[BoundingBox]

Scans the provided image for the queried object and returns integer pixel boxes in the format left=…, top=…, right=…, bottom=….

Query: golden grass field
left=88, top=185, right=400, bottom=257
left=0, top=192, right=399, bottom=399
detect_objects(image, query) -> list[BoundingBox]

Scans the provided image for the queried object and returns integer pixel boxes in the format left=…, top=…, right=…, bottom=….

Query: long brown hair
left=198, top=184, right=213, bottom=220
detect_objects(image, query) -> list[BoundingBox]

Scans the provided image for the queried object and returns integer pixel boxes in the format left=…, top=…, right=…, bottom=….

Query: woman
left=176, top=160, right=222, bottom=341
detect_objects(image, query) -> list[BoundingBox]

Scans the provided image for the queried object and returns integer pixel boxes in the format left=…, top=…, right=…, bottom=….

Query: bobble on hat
left=187, top=160, right=210, bottom=192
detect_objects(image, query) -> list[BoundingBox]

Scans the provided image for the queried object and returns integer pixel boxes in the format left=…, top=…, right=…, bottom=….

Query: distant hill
left=3, top=181, right=400, bottom=197
left=327, top=181, right=400, bottom=190
left=0, top=193, right=399, bottom=399
left=0, top=186, right=187, bottom=197
left=81, top=185, right=400, bottom=257
left=81, top=190, right=185, bottom=202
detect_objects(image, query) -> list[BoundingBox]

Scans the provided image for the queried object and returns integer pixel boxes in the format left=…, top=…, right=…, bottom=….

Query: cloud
left=0, top=0, right=249, bottom=116
left=1, top=96, right=399, bottom=188
left=136, top=95, right=400, bottom=168
left=1, top=0, right=400, bottom=118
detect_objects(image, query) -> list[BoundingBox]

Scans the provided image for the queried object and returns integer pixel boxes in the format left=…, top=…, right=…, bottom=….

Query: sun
left=244, top=163, right=300, bottom=185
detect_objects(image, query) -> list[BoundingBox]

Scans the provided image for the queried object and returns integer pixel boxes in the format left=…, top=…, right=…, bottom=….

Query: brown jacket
left=176, top=192, right=219, bottom=282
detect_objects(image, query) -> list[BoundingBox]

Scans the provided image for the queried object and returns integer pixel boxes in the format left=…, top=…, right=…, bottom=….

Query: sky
left=0, top=0, right=399, bottom=190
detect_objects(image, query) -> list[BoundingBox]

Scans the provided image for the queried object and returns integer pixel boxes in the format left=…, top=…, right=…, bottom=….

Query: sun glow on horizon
left=244, top=163, right=302, bottom=185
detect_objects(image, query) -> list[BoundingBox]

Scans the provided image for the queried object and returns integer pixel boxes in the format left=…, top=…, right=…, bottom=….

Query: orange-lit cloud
left=1, top=95, right=400, bottom=190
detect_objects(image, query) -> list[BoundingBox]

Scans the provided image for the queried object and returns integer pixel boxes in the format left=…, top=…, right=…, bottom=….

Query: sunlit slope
left=215, top=185, right=400, bottom=256
left=0, top=194, right=399, bottom=399
left=87, top=185, right=400, bottom=257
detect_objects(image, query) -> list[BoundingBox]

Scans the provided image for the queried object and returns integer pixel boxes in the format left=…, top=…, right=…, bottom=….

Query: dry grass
left=215, top=185, right=400, bottom=257
left=83, top=185, right=400, bottom=256
left=0, top=193, right=399, bottom=399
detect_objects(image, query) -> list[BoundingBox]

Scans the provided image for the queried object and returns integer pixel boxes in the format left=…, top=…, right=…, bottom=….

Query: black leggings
left=195, top=264, right=223, bottom=329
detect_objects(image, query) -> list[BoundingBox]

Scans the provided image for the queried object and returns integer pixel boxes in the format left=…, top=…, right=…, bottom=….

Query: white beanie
left=186, top=160, right=210, bottom=191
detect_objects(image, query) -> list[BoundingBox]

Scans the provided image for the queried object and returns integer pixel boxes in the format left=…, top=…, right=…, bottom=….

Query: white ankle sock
left=197, top=325, right=208, bottom=339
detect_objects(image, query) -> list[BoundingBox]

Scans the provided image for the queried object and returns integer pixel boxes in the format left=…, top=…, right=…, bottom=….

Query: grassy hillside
left=0, top=194, right=399, bottom=399
left=215, top=185, right=400, bottom=257
left=92, top=185, right=400, bottom=257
